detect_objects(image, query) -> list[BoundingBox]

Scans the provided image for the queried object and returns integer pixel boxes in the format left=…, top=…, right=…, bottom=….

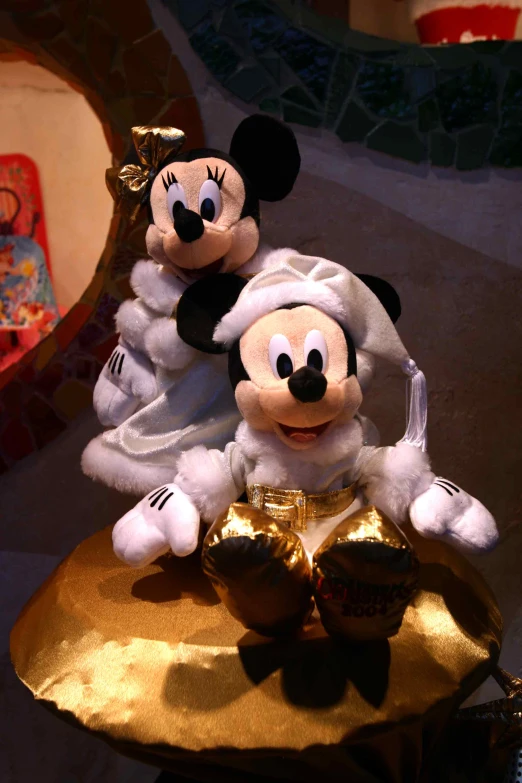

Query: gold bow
left=106, top=126, right=186, bottom=222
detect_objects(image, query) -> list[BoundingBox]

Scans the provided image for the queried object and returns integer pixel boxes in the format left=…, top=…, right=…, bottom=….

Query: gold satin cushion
left=11, top=525, right=502, bottom=783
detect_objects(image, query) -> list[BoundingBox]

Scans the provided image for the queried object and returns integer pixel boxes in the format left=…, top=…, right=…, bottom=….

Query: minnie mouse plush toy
left=82, top=116, right=303, bottom=496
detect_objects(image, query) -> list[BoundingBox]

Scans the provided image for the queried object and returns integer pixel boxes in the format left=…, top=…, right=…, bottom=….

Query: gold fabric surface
left=11, top=525, right=502, bottom=782
left=106, top=125, right=186, bottom=221
left=313, top=506, right=420, bottom=641
left=202, top=503, right=313, bottom=636
left=246, top=482, right=356, bottom=531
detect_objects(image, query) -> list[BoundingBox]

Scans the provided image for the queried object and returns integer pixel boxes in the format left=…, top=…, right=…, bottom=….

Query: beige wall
left=0, top=60, right=113, bottom=311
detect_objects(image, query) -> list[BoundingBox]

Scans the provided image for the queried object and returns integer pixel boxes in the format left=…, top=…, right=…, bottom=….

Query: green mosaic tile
left=427, top=44, right=478, bottom=69
left=170, top=0, right=210, bottom=31
left=408, top=68, right=436, bottom=101
left=489, top=128, right=522, bottom=167
left=282, top=85, right=316, bottom=110
left=456, top=125, right=494, bottom=171
left=166, top=1, right=522, bottom=170
left=470, top=40, right=506, bottom=55
left=273, top=27, right=335, bottom=103
left=235, top=0, right=286, bottom=53
left=259, top=54, right=281, bottom=82
left=259, top=97, right=281, bottom=116
left=190, top=22, right=240, bottom=81
left=336, top=101, right=376, bottom=143
left=357, top=61, right=414, bottom=120
left=418, top=98, right=439, bottom=133
left=394, top=47, right=436, bottom=67
left=437, top=63, right=497, bottom=133
left=367, top=122, right=427, bottom=163
left=430, top=132, right=456, bottom=167
left=218, top=8, right=246, bottom=39
left=501, top=70, right=522, bottom=128
left=225, top=65, right=272, bottom=102
left=501, top=42, right=522, bottom=70
left=325, top=51, right=358, bottom=128
left=283, top=103, right=321, bottom=128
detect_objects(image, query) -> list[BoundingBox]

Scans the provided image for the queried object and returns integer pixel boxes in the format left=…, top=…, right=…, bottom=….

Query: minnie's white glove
left=112, top=484, right=200, bottom=567
left=409, top=477, right=499, bottom=554
left=93, top=341, right=158, bottom=427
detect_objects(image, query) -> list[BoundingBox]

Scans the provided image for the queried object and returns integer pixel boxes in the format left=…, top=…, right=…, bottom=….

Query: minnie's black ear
left=176, top=274, right=248, bottom=354
left=355, top=274, right=401, bottom=323
left=229, top=114, right=300, bottom=202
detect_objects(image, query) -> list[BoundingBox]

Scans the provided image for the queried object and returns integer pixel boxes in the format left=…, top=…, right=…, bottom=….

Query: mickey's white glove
left=112, top=484, right=200, bottom=567
left=93, top=341, right=158, bottom=427
left=409, top=477, right=499, bottom=554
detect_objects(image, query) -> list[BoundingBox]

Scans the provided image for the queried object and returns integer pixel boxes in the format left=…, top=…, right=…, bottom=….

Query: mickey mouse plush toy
left=112, top=254, right=499, bottom=641
left=82, top=116, right=303, bottom=495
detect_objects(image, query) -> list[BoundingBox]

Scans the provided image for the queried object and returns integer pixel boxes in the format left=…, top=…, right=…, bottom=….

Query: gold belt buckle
left=247, top=485, right=308, bottom=532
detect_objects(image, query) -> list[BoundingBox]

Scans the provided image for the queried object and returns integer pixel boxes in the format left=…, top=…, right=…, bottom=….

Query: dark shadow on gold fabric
left=131, top=553, right=220, bottom=606
left=238, top=633, right=390, bottom=709
left=420, top=563, right=492, bottom=638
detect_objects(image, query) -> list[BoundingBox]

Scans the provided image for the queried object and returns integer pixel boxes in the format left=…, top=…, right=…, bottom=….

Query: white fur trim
left=358, top=443, right=434, bottom=524
left=130, top=260, right=186, bottom=316
left=175, top=445, right=241, bottom=522
left=81, top=435, right=176, bottom=496
left=409, top=0, right=522, bottom=19
left=239, top=245, right=297, bottom=275
left=214, top=280, right=343, bottom=346
left=115, top=299, right=157, bottom=352
left=144, top=317, right=197, bottom=370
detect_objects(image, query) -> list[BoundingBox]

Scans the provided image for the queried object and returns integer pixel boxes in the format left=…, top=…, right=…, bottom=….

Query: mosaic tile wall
left=0, top=0, right=203, bottom=471
left=166, top=0, right=522, bottom=169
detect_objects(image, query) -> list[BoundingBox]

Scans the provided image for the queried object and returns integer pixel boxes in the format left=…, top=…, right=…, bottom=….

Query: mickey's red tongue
left=279, top=421, right=330, bottom=443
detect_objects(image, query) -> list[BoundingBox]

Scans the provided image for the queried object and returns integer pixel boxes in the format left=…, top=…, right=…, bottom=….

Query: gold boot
left=312, top=506, right=419, bottom=641
left=202, top=503, right=313, bottom=637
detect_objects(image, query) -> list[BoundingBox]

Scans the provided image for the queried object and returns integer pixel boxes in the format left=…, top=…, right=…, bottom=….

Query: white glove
left=409, top=477, right=499, bottom=554
left=93, top=342, right=158, bottom=427
left=112, top=484, right=200, bottom=567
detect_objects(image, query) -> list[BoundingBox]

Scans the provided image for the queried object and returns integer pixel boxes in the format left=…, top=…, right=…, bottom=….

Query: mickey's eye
left=166, top=182, right=187, bottom=222
left=269, top=334, right=294, bottom=380
left=198, top=179, right=221, bottom=223
left=304, top=330, right=328, bottom=373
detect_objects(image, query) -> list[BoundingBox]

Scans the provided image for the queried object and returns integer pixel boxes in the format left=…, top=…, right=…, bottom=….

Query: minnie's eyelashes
left=206, top=165, right=226, bottom=189
left=162, top=170, right=178, bottom=191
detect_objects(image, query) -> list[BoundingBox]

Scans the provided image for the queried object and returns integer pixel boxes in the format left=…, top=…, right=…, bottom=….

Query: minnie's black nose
left=174, top=207, right=204, bottom=243
left=288, top=366, right=327, bottom=403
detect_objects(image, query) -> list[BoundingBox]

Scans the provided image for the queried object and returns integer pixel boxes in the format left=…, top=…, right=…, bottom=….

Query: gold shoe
left=202, top=503, right=313, bottom=637
left=312, top=506, right=419, bottom=641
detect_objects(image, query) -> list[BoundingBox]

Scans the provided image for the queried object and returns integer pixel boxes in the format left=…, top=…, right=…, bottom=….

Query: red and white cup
left=409, top=0, right=522, bottom=43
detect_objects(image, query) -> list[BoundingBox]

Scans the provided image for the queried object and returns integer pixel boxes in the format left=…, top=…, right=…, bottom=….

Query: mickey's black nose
left=288, top=366, right=327, bottom=403
left=174, top=207, right=204, bottom=243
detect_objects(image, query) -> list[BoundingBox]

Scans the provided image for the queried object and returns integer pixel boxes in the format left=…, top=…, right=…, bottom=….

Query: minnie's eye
left=269, top=334, right=294, bottom=380
left=304, top=330, right=328, bottom=373
left=166, top=182, right=187, bottom=222
left=198, top=179, right=221, bottom=223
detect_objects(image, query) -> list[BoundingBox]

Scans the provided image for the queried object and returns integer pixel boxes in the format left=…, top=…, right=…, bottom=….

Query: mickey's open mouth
left=177, top=258, right=224, bottom=279
left=278, top=421, right=332, bottom=444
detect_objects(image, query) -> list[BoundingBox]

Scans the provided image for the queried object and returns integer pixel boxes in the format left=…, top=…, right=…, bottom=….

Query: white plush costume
left=82, top=246, right=300, bottom=494
left=112, top=254, right=499, bottom=567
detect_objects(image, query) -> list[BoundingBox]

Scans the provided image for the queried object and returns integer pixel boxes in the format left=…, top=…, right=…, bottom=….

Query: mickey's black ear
left=355, top=274, right=401, bottom=323
left=229, top=114, right=300, bottom=202
left=176, top=274, right=248, bottom=354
